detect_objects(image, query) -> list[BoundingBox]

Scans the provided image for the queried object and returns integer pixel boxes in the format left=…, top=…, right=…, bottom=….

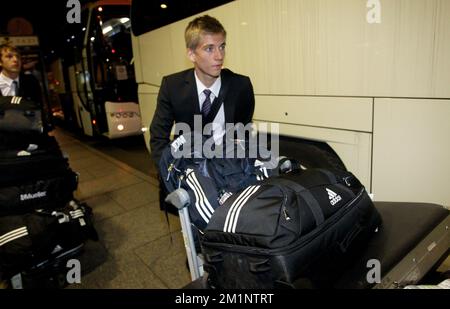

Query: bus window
left=89, top=5, right=137, bottom=104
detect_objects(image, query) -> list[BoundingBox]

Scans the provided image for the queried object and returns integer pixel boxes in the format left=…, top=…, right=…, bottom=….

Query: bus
left=129, top=0, right=450, bottom=207
left=62, top=0, right=144, bottom=139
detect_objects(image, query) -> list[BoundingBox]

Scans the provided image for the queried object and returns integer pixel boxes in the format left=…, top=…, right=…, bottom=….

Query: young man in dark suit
left=0, top=44, right=42, bottom=104
left=150, top=15, right=255, bottom=166
left=150, top=15, right=255, bottom=214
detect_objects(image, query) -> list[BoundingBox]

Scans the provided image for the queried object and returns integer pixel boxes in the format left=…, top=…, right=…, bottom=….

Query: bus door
left=85, top=3, right=142, bottom=138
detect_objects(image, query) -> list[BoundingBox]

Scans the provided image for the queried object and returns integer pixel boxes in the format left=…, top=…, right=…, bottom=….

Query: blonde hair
left=185, top=15, right=226, bottom=50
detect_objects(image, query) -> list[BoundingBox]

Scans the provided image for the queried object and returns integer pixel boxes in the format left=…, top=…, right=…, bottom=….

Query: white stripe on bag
left=11, top=96, right=23, bottom=104
left=0, top=227, right=28, bottom=246
left=189, top=172, right=215, bottom=215
left=223, top=186, right=260, bottom=233
left=187, top=172, right=213, bottom=218
left=223, top=186, right=254, bottom=232
left=0, top=230, right=28, bottom=246
left=0, top=227, right=27, bottom=242
left=12, top=96, right=22, bottom=104
left=70, top=210, right=84, bottom=219
left=231, top=186, right=260, bottom=233
left=186, top=176, right=210, bottom=224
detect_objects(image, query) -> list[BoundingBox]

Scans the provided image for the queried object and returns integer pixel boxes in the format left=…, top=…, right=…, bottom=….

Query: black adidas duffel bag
left=201, top=168, right=382, bottom=288
left=0, top=200, right=98, bottom=283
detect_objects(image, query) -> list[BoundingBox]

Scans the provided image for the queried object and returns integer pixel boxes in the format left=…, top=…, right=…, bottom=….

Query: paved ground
left=51, top=127, right=191, bottom=289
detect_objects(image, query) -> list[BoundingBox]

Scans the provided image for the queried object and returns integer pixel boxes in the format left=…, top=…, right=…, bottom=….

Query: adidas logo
left=218, top=191, right=233, bottom=206
left=326, top=188, right=342, bottom=206
left=20, top=191, right=47, bottom=201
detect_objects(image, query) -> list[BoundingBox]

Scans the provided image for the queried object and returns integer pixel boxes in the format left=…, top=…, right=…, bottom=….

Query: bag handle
left=275, top=178, right=325, bottom=227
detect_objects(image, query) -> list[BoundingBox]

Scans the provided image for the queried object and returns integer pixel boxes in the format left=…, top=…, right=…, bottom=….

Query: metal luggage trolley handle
left=165, top=189, right=204, bottom=281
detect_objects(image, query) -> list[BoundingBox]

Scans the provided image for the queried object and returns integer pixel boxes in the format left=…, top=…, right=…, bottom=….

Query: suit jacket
left=150, top=68, right=255, bottom=165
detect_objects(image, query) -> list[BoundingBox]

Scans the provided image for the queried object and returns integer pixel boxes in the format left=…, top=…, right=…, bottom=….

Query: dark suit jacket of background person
left=150, top=68, right=255, bottom=166
left=0, top=73, right=43, bottom=104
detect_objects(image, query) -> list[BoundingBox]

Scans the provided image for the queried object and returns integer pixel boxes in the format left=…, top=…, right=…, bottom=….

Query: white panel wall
left=255, top=121, right=373, bottom=189
left=254, top=96, right=373, bottom=132
left=136, top=27, right=174, bottom=85
left=434, top=0, right=450, bottom=97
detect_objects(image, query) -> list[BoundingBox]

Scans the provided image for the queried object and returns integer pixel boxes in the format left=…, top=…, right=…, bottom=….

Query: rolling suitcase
left=0, top=134, right=78, bottom=216
left=201, top=168, right=382, bottom=288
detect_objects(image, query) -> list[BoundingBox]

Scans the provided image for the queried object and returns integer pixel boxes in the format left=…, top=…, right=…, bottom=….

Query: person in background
left=0, top=43, right=42, bottom=104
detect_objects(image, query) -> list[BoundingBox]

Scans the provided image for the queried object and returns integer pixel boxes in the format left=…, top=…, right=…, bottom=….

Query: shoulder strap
left=203, top=76, right=230, bottom=124
left=274, top=178, right=325, bottom=227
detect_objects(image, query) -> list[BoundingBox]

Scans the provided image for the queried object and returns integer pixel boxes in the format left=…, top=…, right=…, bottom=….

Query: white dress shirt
left=194, top=72, right=226, bottom=144
left=0, top=71, right=19, bottom=96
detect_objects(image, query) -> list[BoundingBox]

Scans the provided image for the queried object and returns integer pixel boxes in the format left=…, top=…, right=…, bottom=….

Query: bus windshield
left=89, top=5, right=137, bottom=103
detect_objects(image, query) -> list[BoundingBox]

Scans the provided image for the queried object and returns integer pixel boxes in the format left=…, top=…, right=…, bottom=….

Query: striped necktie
left=12, top=80, right=19, bottom=96
left=201, top=89, right=212, bottom=117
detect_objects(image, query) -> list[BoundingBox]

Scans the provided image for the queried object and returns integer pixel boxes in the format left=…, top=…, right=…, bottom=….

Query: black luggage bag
left=0, top=200, right=98, bottom=288
left=0, top=96, right=43, bottom=133
left=201, top=168, right=382, bottom=288
left=0, top=134, right=78, bottom=216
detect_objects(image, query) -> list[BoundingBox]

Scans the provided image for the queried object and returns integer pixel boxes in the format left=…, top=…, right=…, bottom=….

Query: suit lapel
left=184, top=69, right=200, bottom=115
left=221, top=69, right=234, bottom=124
left=17, top=74, right=24, bottom=97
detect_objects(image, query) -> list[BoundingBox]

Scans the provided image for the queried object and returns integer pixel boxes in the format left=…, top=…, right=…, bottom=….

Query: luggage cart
left=165, top=189, right=204, bottom=281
